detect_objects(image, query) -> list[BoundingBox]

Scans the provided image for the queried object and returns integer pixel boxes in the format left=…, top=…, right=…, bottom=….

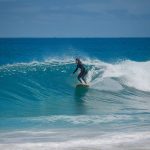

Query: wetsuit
left=73, top=63, right=87, bottom=84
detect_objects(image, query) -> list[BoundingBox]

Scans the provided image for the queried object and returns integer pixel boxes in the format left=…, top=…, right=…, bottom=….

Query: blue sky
left=0, top=0, right=150, bottom=37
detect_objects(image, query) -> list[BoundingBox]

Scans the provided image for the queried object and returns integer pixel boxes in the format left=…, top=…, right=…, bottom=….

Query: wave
left=1, top=113, right=150, bottom=131
left=0, top=57, right=150, bottom=118
left=0, top=57, right=150, bottom=92
left=0, top=114, right=136, bottom=127
left=0, top=130, right=150, bottom=150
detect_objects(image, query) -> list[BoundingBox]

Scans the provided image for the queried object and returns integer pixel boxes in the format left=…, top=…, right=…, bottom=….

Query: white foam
left=84, top=59, right=150, bottom=92
left=101, top=60, right=150, bottom=92
left=32, top=115, right=132, bottom=125
left=0, top=131, right=150, bottom=150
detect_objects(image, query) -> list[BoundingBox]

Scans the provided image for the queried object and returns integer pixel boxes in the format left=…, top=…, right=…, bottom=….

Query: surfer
left=73, top=58, right=88, bottom=84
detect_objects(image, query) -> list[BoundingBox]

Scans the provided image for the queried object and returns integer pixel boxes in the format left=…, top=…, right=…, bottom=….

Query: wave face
left=0, top=38, right=150, bottom=149
left=0, top=58, right=150, bottom=118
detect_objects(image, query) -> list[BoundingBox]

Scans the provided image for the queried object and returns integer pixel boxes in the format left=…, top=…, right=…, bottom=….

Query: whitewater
left=0, top=38, right=150, bottom=150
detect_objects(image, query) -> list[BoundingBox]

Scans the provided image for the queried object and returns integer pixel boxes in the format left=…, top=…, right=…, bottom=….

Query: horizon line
left=0, top=36, right=150, bottom=38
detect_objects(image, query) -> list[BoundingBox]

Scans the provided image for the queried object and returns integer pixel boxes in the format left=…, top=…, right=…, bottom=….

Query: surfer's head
left=75, top=58, right=81, bottom=64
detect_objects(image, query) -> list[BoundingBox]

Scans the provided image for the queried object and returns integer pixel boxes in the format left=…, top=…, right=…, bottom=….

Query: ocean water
left=0, top=38, right=150, bottom=150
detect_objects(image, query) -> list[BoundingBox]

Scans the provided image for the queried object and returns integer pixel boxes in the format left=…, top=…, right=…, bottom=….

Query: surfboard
left=76, top=83, right=89, bottom=88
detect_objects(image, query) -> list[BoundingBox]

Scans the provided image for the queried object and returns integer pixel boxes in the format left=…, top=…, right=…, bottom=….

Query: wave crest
left=0, top=57, right=150, bottom=92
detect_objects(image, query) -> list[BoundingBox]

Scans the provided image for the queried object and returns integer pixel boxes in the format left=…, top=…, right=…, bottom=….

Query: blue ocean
left=0, top=38, right=150, bottom=150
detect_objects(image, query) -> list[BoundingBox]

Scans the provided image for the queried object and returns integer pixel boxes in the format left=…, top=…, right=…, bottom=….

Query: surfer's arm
left=73, top=65, right=79, bottom=74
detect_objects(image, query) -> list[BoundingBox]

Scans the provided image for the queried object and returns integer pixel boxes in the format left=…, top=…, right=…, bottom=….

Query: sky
left=0, top=0, right=150, bottom=37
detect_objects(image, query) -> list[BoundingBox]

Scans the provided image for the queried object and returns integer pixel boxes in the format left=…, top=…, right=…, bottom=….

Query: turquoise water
left=0, top=38, right=150, bottom=149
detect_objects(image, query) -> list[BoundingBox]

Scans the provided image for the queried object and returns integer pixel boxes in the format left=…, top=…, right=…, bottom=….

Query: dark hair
left=76, top=58, right=82, bottom=64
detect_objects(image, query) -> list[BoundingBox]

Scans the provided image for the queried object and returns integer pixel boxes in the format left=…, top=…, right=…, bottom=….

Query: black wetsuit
left=73, top=63, right=87, bottom=83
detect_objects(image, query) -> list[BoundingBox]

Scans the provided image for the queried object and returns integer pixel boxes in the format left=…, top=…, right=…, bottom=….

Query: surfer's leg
left=82, top=77, right=87, bottom=84
left=78, top=72, right=83, bottom=83
left=81, top=70, right=88, bottom=84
